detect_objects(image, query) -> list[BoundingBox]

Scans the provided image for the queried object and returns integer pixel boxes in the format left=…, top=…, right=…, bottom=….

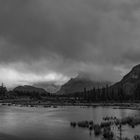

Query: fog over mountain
left=0, top=0, right=140, bottom=88
left=57, top=75, right=111, bottom=95
left=33, top=82, right=61, bottom=93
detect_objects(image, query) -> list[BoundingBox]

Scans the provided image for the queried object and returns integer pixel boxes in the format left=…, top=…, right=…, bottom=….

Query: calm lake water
left=0, top=105, right=140, bottom=140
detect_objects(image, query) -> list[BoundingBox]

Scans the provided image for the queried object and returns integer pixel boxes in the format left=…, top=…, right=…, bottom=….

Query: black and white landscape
left=0, top=0, right=140, bottom=140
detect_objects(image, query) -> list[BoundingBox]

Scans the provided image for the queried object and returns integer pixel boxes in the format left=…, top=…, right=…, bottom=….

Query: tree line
left=60, top=83, right=140, bottom=102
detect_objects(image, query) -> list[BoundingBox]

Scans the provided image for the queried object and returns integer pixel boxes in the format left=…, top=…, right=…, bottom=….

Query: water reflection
left=0, top=106, right=138, bottom=140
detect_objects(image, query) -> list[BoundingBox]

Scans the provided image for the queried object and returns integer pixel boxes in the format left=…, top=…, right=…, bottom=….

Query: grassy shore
left=0, top=98, right=140, bottom=110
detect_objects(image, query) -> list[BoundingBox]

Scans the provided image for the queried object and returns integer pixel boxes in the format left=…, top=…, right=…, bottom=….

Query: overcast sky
left=0, top=0, right=140, bottom=87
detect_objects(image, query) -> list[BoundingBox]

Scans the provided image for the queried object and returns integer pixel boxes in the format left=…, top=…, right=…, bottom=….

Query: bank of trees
left=0, top=83, right=7, bottom=99
left=61, top=83, right=140, bottom=102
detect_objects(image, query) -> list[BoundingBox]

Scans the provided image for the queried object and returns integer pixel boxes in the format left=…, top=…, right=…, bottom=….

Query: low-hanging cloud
left=0, top=0, right=140, bottom=87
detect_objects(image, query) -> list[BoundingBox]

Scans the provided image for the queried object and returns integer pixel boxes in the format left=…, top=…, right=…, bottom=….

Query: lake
left=0, top=105, right=139, bottom=140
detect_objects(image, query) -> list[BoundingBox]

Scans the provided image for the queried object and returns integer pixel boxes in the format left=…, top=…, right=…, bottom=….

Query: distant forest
left=58, top=84, right=140, bottom=102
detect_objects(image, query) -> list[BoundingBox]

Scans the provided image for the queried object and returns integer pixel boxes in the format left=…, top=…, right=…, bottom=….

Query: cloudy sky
left=0, top=0, right=140, bottom=88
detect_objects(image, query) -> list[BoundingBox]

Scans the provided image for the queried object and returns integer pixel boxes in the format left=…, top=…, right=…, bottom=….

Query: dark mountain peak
left=112, top=64, right=140, bottom=96
left=14, top=85, right=48, bottom=94
left=132, top=64, right=140, bottom=70
left=129, top=64, right=140, bottom=76
left=121, top=64, right=140, bottom=83
left=57, top=75, right=111, bottom=95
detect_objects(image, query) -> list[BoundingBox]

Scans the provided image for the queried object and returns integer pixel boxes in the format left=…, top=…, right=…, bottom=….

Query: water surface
left=0, top=105, right=139, bottom=140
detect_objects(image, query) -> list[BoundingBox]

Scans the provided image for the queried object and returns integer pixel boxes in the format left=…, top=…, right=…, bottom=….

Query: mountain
left=33, top=82, right=61, bottom=93
left=13, top=85, right=48, bottom=94
left=112, top=64, right=140, bottom=95
left=57, top=76, right=111, bottom=95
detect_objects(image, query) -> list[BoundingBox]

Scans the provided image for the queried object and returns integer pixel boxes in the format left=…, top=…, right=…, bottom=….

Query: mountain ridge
left=13, top=85, right=48, bottom=94
left=57, top=76, right=111, bottom=95
left=111, top=64, right=140, bottom=96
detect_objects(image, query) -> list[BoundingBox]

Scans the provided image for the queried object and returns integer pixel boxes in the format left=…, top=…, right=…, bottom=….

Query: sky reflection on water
left=0, top=106, right=139, bottom=140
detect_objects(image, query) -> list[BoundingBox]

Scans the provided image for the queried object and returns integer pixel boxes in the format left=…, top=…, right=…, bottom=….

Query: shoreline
left=0, top=99, right=140, bottom=110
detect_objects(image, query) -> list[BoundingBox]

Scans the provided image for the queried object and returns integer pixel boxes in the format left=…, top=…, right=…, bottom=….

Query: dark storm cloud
left=0, top=0, right=140, bottom=86
left=0, top=0, right=100, bottom=62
